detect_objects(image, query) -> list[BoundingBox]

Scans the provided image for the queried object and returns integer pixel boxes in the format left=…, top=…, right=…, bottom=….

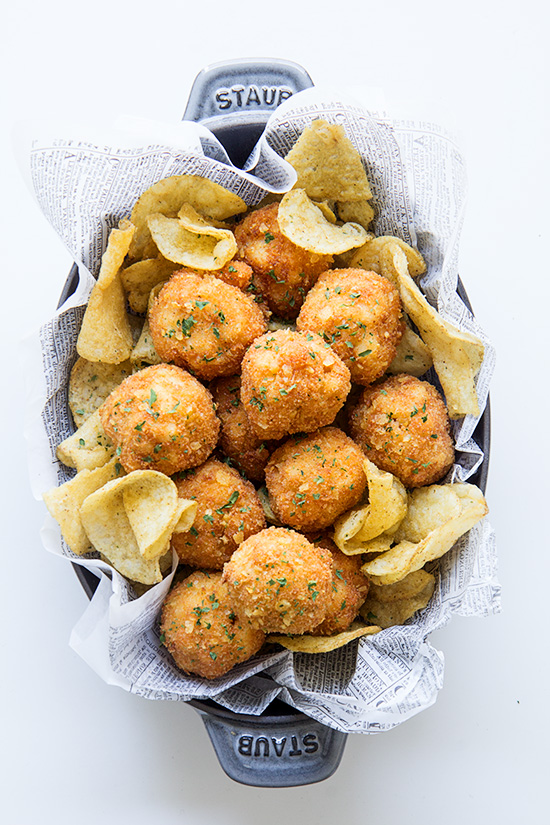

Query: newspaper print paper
left=23, top=88, right=499, bottom=733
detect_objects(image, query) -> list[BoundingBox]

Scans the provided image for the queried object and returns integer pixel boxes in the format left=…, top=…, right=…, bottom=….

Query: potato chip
left=268, top=622, right=381, bottom=653
left=56, top=409, right=115, bottom=472
left=390, top=244, right=485, bottom=417
left=361, top=483, right=488, bottom=584
left=336, top=200, right=375, bottom=230
left=43, top=458, right=123, bottom=555
left=130, top=318, right=162, bottom=370
left=278, top=189, right=368, bottom=254
left=387, top=323, right=433, bottom=377
left=121, top=478, right=196, bottom=560
left=120, top=257, right=177, bottom=314
left=333, top=460, right=407, bottom=554
left=360, top=570, right=435, bottom=628
left=69, top=357, right=133, bottom=427
left=147, top=206, right=237, bottom=270
left=393, top=484, right=462, bottom=543
left=349, top=235, right=426, bottom=282
left=128, top=174, right=247, bottom=261
left=80, top=471, right=197, bottom=583
left=285, top=119, right=372, bottom=201
left=77, top=220, right=135, bottom=364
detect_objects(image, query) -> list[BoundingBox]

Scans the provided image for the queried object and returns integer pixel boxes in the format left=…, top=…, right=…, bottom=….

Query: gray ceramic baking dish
left=57, top=57, right=490, bottom=788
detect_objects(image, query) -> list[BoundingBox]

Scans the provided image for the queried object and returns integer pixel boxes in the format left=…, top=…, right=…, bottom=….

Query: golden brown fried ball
left=210, top=259, right=254, bottom=292
left=234, top=203, right=333, bottom=318
left=171, top=458, right=266, bottom=569
left=296, top=268, right=405, bottom=385
left=264, top=427, right=367, bottom=531
left=160, top=571, right=265, bottom=679
left=240, top=329, right=351, bottom=441
left=349, top=373, right=455, bottom=488
left=309, top=537, right=370, bottom=635
left=99, top=364, right=219, bottom=474
left=222, top=527, right=333, bottom=634
left=210, top=375, right=276, bottom=482
left=149, top=270, right=267, bottom=380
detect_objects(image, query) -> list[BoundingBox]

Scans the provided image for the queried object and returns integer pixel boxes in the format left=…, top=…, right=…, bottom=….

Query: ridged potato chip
left=56, top=409, right=115, bottom=472
left=128, top=174, right=246, bottom=261
left=147, top=205, right=237, bottom=270
left=77, top=220, right=135, bottom=364
left=360, top=570, right=435, bottom=628
left=120, top=256, right=178, bottom=314
left=278, top=189, right=368, bottom=254
left=285, top=119, right=373, bottom=201
left=69, top=357, right=133, bottom=427
left=268, top=622, right=381, bottom=653
left=333, top=459, right=407, bottom=554
left=43, top=458, right=123, bottom=555
left=80, top=470, right=197, bottom=583
left=389, top=243, right=485, bottom=417
left=361, top=483, right=488, bottom=585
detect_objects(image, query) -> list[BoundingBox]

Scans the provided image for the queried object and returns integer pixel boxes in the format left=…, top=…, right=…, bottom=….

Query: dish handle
left=182, top=57, right=313, bottom=166
left=190, top=701, right=347, bottom=788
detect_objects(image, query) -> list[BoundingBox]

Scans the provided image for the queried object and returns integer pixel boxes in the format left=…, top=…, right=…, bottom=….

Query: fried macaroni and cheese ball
left=265, top=427, right=367, bottom=531
left=99, top=364, right=219, bottom=475
left=211, top=259, right=254, bottom=292
left=310, top=537, right=370, bottom=635
left=349, top=373, right=455, bottom=488
left=160, top=571, right=265, bottom=679
left=296, top=268, right=405, bottom=385
left=234, top=203, right=333, bottom=318
left=240, top=329, right=351, bottom=441
left=222, top=527, right=333, bottom=634
left=149, top=270, right=267, bottom=380
left=171, top=458, right=266, bottom=569
left=210, top=375, right=276, bottom=482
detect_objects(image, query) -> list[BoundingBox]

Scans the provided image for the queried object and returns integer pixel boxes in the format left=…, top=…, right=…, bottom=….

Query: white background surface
left=2, top=1, right=549, bottom=822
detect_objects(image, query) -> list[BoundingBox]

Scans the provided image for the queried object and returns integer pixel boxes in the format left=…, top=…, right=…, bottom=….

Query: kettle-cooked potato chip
left=336, top=199, right=375, bottom=230
left=56, top=409, right=115, bottom=472
left=77, top=220, right=135, bottom=364
left=43, top=458, right=123, bottom=556
left=147, top=206, right=237, bottom=270
left=268, top=622, right=381, bottom=653
left=360, top=570, right=435, bottom=628
left=361, top=483, right=488, bottom=585
left=69, top=357, right=133, bottom=427
left=350, top=235, right=427, bottom=282
left=333, top=460, right=407, bottom=554
left=285, top=119, right=373, bottom=201
left=278, top=189, right=368, bottom=254
left=128, top=174, right=247, bottom=261
left=387, top=323, right=433, bottom=377
left=80, top=470, right=197, bottom=583
left=389, top=243, right=485, bottom=417
left=120, top=256, right=178, bottom=314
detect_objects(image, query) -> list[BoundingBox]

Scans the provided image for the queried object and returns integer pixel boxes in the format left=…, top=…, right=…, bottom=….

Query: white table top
left=2, top=1, right=548, bottom=822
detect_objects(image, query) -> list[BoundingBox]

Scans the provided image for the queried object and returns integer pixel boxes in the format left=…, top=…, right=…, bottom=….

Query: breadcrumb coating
left=99, top=363, right=219, bottom=475
left=234, top=203, right=332, bottom=318
left=222, top=527, right=332, bottom=634
left=160, top=571, right=265, bottom=679
left=297, top=268, right=405, bottom=385
left=349, top=374, right=454, bottom=488
left=172, top=458, right=266, bottom=569
left=265, top=427, right=367, bottom=531
left=149, top=270, right=267, bottom=380
left=240, top=329, right=351, bottom=441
